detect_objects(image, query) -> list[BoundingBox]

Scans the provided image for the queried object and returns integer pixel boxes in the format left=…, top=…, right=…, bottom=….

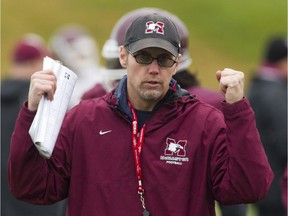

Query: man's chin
left=141, top=90, right=163, bottom=101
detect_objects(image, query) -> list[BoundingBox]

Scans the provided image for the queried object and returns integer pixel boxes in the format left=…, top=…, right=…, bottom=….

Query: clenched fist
left=28, top=70, right=57, bottom=111
left=216, top=68, right=244, bottom=104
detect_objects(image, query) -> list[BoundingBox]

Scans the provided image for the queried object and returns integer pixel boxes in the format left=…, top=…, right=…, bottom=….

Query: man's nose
left=148, top=59, right=160, bottom=73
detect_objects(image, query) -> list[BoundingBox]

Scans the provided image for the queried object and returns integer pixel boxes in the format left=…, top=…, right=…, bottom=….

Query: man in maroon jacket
left=9, top=13, right=273, bottom=216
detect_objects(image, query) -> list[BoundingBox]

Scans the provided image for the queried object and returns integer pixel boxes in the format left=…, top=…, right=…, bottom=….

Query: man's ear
left=119, top=46, right=128, bottom=68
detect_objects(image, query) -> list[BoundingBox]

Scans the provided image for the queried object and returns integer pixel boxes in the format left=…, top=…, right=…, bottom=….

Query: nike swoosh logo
left=99, top=130, right=112, bottom=135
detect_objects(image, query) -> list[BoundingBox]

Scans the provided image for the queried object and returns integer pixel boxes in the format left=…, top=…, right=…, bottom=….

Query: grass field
left=1, top=1, right=286, bottom=215
left=1, top=0, right=286, bottom=92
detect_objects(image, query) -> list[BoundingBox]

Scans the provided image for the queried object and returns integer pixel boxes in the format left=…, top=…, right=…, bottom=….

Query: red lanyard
left=128, top=101, right=146, bottom=193
left=128, top=101, right=150, bottom=215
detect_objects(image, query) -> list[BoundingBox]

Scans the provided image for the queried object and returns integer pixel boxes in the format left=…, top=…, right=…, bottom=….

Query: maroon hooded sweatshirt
left=8, top=77, right=273, bottom=216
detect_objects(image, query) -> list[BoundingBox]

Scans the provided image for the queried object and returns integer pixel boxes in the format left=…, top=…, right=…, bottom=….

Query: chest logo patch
left=160, top=137, right=189, bottom=165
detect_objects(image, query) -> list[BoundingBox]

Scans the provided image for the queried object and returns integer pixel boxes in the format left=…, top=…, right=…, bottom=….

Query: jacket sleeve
left=8, top=102, right=70, bottom=204
left=210, top=98, right=274, bottom=204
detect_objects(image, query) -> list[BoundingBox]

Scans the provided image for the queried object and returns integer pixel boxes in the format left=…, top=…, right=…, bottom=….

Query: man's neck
left=128, top=96, right=157, bottom=112
left=135, top=109, right=154, bottom=129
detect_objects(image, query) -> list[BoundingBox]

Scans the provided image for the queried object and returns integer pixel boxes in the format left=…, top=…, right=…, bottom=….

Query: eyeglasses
left=127, top=49, right=177, bottom=68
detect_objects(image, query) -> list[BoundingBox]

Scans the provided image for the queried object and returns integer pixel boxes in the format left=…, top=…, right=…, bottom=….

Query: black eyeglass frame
left=126, top=48, right=178, bottom=68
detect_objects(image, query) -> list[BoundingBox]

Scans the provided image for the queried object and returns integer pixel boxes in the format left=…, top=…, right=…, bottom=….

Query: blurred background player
left=247, top=35, right=287, bottom=216
left=1, top=33, right=67, bottom=216
left=81, top=8, right=247, bottom=215
left=49, top=24, right=102, bottom=108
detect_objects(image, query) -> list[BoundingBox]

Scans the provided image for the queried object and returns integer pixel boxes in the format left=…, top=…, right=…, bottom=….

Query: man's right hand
left=28, top=69, right=57, bottom=111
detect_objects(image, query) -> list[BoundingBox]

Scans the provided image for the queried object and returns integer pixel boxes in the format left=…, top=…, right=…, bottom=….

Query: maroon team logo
left=165, top=138, right=187, bottom=157
left=145, top=21, right=165, bottom=35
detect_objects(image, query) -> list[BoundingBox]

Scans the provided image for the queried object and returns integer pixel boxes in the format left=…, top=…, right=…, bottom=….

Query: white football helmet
left=49, top=24, right=100, bottom=74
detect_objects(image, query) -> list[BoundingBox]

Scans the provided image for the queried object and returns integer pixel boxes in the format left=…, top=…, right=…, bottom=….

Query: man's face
left=120, top=47, right=179, bottom=110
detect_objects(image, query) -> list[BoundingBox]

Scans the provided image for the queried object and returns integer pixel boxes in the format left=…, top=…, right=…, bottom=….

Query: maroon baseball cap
left=124, top=13, right=181, bottom=57
left=12, top=34, right=47, bottom=63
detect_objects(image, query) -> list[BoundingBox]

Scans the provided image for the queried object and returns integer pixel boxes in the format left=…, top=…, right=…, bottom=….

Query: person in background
left=247, top=36, right=287, bottom=216
left=1, top=33, right=66, bottom=216
left=49, top=24, right=102, bottom=108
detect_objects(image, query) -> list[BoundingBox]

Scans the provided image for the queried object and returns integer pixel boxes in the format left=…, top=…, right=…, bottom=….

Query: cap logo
left=145, top=21, right=164, bottom=35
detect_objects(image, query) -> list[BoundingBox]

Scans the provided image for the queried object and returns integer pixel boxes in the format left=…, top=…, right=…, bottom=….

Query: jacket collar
left=109, top=75, right=190, bottom=119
